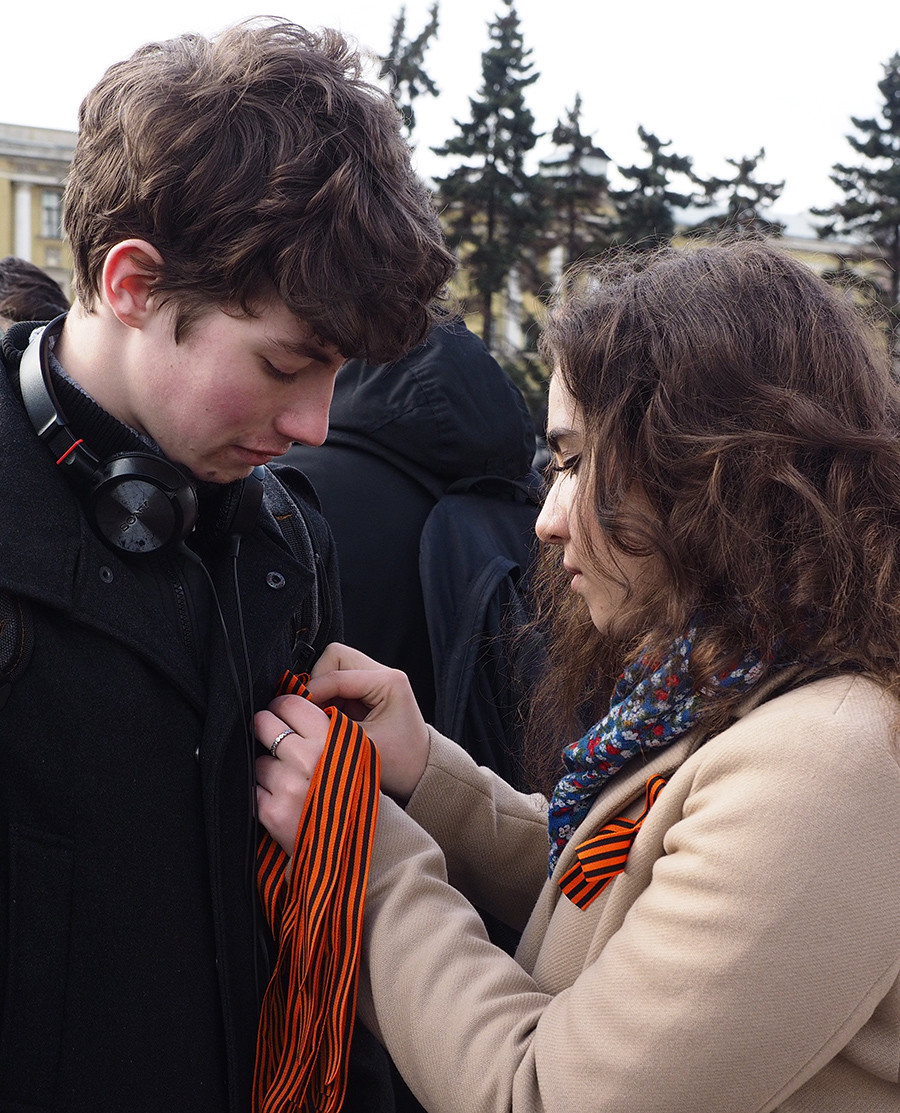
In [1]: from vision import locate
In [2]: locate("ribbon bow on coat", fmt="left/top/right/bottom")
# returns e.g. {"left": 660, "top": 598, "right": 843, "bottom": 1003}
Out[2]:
{"left": 557, "top": 774, "right": 667, "bottom": 909}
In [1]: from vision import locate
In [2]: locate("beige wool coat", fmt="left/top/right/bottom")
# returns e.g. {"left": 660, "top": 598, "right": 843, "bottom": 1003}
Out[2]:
{"left": 355, "top": 672, "right": 900, "bottom": 1112}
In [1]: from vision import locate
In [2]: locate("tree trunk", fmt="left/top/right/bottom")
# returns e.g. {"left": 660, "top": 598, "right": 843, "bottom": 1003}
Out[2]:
{"left": 481, "top": 290, "right": 494, "bottom": 349}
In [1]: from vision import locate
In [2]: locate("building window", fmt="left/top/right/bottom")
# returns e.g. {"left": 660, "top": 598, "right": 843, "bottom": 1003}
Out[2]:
{"left": 41, "top": 189, "right": 63, "bottom": 239}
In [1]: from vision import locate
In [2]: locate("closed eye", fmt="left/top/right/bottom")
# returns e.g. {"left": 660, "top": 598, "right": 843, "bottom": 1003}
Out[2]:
{"left": 545, "top": 454, "right": 581, "bottom": 476}
{"left": 263, "top": 359, "right": 302, "bottom": 384}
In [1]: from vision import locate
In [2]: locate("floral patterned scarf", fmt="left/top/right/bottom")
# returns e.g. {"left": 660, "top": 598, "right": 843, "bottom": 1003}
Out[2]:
{"left": 547, "top": 624, "right": 772, "bottom": 875}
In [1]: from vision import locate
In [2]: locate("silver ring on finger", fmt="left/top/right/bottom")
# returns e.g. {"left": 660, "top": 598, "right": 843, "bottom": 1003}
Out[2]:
{"left": 269, "top": 727, "right": 295, "bottom": 759}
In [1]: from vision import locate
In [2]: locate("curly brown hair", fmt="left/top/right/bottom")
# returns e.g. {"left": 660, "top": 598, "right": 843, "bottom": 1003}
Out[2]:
{"left": 64, "top": 18, "right": 455, "bottom": 359}
{"left": 526, "top": 239, "right": 900, "bottom": 793}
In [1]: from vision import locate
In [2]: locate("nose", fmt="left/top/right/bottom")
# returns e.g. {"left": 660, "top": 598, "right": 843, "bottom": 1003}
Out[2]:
{"left": 276, "top": 406, "right": 330, "bottom": 447}
{"left": 274, "top": 372, "right": 337, "bottom": 447}
{"left": 535, "top": 474, "right": 571, "bottom": 546}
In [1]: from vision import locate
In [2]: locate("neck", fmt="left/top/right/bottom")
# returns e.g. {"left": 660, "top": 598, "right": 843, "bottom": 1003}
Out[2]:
{"left": 53, "top": 302, "right": 146, "bottom": 436}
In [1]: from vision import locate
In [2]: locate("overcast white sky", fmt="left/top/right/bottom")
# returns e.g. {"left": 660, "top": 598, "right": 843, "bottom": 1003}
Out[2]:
{"left": 2, "top": 0, "right": 898, "bottom": 218}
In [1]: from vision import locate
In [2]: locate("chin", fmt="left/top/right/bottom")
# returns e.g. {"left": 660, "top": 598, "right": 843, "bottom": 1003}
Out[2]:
{"left": 581, "top": 594, "right": 609, "bottom": 631}
{"left": 192, "top": 461, "right": 249, "bottom": 485}
{"left": 586, "top": 597, "right": 629, "bottom": 636}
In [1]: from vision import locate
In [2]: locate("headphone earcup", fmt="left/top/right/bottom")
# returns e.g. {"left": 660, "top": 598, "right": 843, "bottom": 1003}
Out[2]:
{"left": 86, "top": 454, "right": 199, "bottom": 556}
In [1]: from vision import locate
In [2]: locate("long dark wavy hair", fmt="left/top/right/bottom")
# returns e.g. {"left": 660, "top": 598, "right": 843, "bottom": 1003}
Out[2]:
{"left": 525, "top": 238, "right": 900, "bottom": 794}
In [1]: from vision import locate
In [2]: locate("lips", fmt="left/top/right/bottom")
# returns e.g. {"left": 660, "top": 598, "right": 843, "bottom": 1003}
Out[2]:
{"left": 563, "top": 560, "right": 584, "bottom": 593}
{"left": 234, "top": 445, "right": 288, "bottom": 466}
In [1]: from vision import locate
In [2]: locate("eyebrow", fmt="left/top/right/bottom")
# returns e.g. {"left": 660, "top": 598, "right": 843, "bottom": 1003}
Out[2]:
{"left": 267, "top": 335, "right": 340, "bottom": 365}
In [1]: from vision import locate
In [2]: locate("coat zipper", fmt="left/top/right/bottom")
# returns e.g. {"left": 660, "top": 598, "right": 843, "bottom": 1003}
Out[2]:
{"left": 166, "top": 556, "right": 199, "bottom": 661}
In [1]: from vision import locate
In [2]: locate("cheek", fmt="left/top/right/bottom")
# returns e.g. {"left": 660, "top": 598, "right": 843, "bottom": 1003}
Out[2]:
{"left": 569, "top": 497, "right": 600, "bottom": 559}
{"left": 185, "top": 377, "right": 259, "bottom": 430}
{"left": 212, "top": 391, "right": 255, "bottom": 426}
{"left": 577, "top": 521, "right": 627, "bottom": 595}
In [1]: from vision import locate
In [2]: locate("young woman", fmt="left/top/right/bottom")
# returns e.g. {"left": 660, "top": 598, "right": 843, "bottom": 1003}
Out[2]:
{"left": 256, "top": 240, "right": 900, "bottom": 1113}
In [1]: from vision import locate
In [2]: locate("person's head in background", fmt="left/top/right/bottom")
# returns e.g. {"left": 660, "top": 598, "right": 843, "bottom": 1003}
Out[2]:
{"left": 0, "top": 256, "right": 69, "bottom": 329}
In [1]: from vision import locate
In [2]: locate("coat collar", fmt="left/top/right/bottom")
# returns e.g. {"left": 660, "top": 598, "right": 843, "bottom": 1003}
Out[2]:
{"left": 550, "top": 661, "right": 813, "bottom": 882}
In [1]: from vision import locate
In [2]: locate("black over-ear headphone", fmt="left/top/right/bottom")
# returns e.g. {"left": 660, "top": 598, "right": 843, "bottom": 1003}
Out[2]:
{"left": 19, "top": 315, "right": 264, "bottom": 557}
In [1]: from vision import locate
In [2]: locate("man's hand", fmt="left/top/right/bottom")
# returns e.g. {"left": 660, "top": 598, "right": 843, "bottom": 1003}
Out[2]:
{"left": 254, "top": 695, "right": 331, "bottom": 852}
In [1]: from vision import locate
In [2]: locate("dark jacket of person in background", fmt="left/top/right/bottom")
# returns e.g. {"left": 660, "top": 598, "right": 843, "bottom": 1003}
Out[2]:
{"left": 286, "top": 319, "right": 537, "bottom": 724}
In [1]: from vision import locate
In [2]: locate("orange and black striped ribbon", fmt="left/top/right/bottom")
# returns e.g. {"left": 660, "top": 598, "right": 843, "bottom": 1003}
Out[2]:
{"left": 558, "top": 774, "right": 667, "bottom": 910}
{"left": 254, "top": 671, "right": 380, "bottom": 1113}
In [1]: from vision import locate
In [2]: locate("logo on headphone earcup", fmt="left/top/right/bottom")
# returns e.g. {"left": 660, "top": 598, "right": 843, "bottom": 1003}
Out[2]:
{"left": 86, "top": 453, "right": 200, "bottom": 556}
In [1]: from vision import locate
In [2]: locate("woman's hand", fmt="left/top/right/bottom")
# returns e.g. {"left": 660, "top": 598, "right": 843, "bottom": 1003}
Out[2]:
{"left": 306, "top": 642, "right": 430, "bottom": 804}
{"left": 254, "top": 695, "right": 331, "bottom": 853}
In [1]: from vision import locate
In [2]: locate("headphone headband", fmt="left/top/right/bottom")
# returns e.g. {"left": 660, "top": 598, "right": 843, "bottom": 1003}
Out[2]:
{"left": 20, "top": 315, "right": 101, "bottom": 485}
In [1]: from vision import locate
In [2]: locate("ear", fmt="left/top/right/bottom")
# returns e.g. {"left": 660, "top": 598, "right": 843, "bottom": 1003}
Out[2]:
{"left": 101, "top": 239, "right": 165, "bottom": 328}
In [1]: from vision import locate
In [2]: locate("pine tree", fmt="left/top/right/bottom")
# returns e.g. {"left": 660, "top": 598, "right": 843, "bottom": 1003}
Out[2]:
{"left": 689, "top": 149, "right": 785, "bottom": 237}
{"left": 608, "top": 126, "right": 698, "bottom": 248}
{"left": 538, "top": 93, "right": 611, "bottom": 269}
{"left": 431, "top": 0, "right": 545, "bottom": 348}
{"left": 812, "top": 52, "right": 900, "bottom": 315}
{"left": 377, "top": 4, "right": 440, "bottom": 137}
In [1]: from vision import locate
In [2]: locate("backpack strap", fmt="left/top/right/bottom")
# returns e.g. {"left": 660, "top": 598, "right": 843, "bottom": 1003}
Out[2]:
{"left": 0, "top": 590, "right": 34, "bottom": 710}
{"left": 445, "top": 469, "right": 543, "bottom": 505}
{"left": 264, "top": 469, "right": 333, "bottom": 673}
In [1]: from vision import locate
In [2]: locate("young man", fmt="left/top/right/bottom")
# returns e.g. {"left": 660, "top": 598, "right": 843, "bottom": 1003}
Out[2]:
{"left": 0, "top": 19, "right": 453, "bottom": 1113}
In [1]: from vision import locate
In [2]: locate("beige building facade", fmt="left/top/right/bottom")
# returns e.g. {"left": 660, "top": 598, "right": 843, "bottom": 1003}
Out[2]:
{"left": 0, "top": 122, "right": 76, "bottom": 300}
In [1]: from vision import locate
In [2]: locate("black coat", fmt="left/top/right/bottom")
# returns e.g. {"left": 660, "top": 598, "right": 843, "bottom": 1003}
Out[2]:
{"left": 0, "top": 327, "right": 345, "bottom": 1112}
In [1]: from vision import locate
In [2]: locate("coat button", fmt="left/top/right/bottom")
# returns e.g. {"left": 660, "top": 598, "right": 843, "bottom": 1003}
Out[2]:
{"left": 266, "top": 572, "right": 286, "bottom": 590}
{"left": 99, "top": 566, "right": 114, "bottom": 583}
